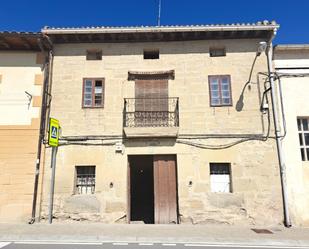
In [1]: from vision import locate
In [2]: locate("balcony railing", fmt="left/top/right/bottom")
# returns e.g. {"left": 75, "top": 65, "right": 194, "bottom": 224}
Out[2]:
{"left": 124, "top": 98, "right": 179, "bottom": 128}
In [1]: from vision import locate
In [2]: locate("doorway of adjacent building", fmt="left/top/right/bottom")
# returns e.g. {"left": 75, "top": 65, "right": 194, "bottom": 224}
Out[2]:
{"left": 128, "top": 155, "right": 178, "bottom": 224}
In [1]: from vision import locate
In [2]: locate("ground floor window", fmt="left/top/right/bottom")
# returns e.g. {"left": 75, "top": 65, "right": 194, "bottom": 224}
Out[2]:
{"left": 210, "top": 163, "right": 231, "bottom": 193}
{"left": 75, "top": 166, "right": 96, "bottom": 194}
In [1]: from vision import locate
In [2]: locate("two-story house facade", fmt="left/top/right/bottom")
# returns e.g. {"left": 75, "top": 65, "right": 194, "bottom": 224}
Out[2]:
{"left": 38, "top": 21, "right": 284, "bottom": 225}
{"left": 274, "top": 45, "right": 309, "bottom": 226}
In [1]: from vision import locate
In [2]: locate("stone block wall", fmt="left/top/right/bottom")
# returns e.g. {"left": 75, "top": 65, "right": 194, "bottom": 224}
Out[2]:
{"left": 39, "top": 39, "right": 283, "bottom": 225}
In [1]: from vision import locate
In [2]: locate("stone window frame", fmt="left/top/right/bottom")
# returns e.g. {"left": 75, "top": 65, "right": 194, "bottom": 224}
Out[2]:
{"left": 209, "top": 163, "right": 232, "bottom": 193}
{"left": 208, "top": 75, "right": 233, "bottom": 107}
{"left": 75, "top": 165, "right": 96, "bottom": 195}
{"left": 297, "top": 117, "right": 309, "bottom": 161}
{"left": 82, "top": 78, "right": 105, "bottom": 108}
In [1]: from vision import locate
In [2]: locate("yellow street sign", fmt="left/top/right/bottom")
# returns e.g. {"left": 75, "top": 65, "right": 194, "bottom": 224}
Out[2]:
{"left": 48, "top": 118, "right": 60, "bottom": 147}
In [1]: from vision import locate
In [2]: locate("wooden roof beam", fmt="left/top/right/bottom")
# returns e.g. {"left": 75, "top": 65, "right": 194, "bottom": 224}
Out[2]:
{"left": 0, "top": 37, "right": 11, "bottom": 48}
{"left": 20, "top": 37, "right": 32, "bottom": 49}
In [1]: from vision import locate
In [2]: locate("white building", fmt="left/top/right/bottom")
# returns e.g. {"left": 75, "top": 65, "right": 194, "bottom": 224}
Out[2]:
{"left": 274, "top": 44, "right": 309, "bottom": 226}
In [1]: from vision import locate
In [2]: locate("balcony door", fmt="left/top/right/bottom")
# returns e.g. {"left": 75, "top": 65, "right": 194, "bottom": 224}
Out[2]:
{"left": 135, "top": 79, "right": 168, "bottom": 127}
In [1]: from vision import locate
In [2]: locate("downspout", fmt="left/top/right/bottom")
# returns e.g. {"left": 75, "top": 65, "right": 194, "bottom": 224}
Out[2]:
{"left": 29, "top": 36, "right": 53, "bottom": 224}
{"left": 266, "top": 29, "right": 292, "bottom": 227}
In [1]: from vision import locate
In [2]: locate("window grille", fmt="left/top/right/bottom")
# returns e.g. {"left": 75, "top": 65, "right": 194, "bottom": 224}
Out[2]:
{"left": 75, "top": 166, "right": 96, "bottom": 194}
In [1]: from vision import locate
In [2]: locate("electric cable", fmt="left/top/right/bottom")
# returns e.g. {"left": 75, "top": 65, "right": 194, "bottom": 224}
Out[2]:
{"left": 53, "top": 53, "right": 271, "bottom": 150}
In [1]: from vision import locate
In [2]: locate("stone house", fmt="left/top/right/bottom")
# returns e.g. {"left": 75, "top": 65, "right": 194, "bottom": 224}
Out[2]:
{"left": 274, "top": 45, "right": 309, "bottom": 226}
{"left": 0, "top": 32, "right": 46, "bottom": 222}
{"left": 34, "top": 21, "right": 286, "bottom": 225}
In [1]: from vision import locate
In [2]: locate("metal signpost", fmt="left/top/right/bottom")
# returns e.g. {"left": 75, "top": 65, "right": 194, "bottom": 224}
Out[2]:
{"left": 48, "top": 118, "right": 60, "bottom": 224}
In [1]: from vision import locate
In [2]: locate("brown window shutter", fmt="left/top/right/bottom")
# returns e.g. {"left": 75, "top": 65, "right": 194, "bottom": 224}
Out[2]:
{"left": 135, "top": 79, "right": 168, "bottom": 126}
{"left": 135, "top": 79, "right": 168, "bottom": 111}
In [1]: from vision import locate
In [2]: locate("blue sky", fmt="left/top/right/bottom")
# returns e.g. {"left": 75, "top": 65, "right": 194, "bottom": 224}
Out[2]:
{"left": 0, "top": 0, "right": 308, "bottom": 44}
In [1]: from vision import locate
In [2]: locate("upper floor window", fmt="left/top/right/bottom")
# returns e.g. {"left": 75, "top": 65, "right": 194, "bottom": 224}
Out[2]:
{"left": 208, "top": 75, "right": 232, "bottom": 106}
{"left": 82, "top": 78, "right": 104, "bottom": 108}
{"left": 144, "top": 49, "right": 159, "bottom": 59}
{"left": 298, "top": 117, "right": 309, "bottom": 161}
{"left": 86, "top": 49, "right": 102, "bottom": 60}
{"left": 75, "top": 166, "right": 96, "bottom": 194}
{"left": 209, "top": 47, "right": 226, "bottom": 57}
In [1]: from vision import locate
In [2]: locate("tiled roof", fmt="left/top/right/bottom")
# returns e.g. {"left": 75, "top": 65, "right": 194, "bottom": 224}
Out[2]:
{"left": 40, "top": 20, "right": 279, "bottom": 43}
{"left": 0, "top": 31, "right": 40, "bottom": 35}
{"left": 0, "top": 20, "right": 279, "bottom": 34}
{"left": 0, "top": 21, "right": 279, "bottom": 47}
{"left": 0, "top": 31, "right": 44, "bottom": 50}
{"left": 43, "top": 20, "right": 278, "bottom": 31}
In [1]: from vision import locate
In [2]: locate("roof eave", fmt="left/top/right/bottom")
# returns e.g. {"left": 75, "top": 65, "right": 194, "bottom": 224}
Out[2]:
{"left": 0, "top": 32, "right": 52, "bottom": 51}
{"left": 274, "top": 44, "right": 309, "bottom": 51}
{"left": 42, "top": 25, "right": 279, "bottom": 35}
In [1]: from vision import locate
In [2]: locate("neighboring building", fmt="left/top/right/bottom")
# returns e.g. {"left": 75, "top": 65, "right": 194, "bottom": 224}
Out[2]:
{"left": 274, "top": 45, "right": 309, "bottom": 226}
{"left": 0, "top": 32, "right": 45, "bottom": 221}
{"left": 35, "top": 21, "right": 287, "bottom": 225}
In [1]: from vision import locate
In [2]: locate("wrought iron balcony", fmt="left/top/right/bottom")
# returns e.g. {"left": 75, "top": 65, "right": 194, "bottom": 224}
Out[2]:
{"left": 123, "top": 98, "right": 179, "bottom": 128}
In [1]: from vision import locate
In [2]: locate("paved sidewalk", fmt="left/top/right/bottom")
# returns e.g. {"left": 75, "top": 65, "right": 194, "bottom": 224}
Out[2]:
{"left": 0, "top": 222, "right": 309, "bottom": 247}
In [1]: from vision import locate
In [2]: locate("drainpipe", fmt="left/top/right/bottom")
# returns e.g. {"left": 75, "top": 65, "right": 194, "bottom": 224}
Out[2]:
{"left": 266, "top": 29, "right": 292, "bottom": 227}
{"left": 29, "top": 37, "right": 53, "bottom": 224}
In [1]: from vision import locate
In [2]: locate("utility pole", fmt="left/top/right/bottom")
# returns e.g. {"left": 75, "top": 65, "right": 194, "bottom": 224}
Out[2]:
{"left": 266, "top": 40, "right": 291, "bottom": 227}
{"left": 48, "top": 146, "right": 58, "bottom": 224}
{"left": 157, "top": 0, "right": 161, "bottom": 26}
{"left": 47, "top": 118, "right": 60, "bottom": 224}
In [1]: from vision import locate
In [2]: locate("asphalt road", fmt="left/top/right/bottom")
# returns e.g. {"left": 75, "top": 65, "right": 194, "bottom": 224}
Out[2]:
{"left": 0, "top": 242, "right": 305, "bottom": 249}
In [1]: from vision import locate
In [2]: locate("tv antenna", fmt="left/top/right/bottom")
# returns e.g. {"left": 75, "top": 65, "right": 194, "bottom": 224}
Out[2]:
{"left": 157, "top": 0, "right": 161, "bottom": 26}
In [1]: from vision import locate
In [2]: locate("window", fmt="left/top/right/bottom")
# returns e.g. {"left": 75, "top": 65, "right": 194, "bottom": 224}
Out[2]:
{"left": 144, "top": 49, "right": 159, "bottom": 59}
{"left": 75, "top": 166, "right": 96, "bottom": 194}
{"left": 86, "top": 49, "right": 102, "bottom": 60}
{"left": 82, "top": 78, "right": 104, "bottom": 108}
{"left": 210, "top": 163, "right": 231, "bottom": 193}
{"left": 298, "top": 117, "right": 309, "bottom": 161}
{"left": 208, "top": 75, "right": 232, "bottom": 106}
{"left": 209, "top": 47, "right": 226, "bottom": 57}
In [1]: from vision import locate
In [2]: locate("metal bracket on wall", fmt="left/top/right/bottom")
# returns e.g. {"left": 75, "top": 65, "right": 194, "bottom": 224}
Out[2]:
{"left": 25, "top": 91, "right": 33, "bottom": 109}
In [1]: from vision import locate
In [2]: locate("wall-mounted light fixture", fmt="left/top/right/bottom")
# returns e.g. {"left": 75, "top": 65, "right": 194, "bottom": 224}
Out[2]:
{"left": 257, "top": 41, "right": 267, "bottom": 56}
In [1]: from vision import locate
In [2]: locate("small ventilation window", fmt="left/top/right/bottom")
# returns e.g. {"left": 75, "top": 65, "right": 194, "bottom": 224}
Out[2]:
{"left": 209, "top": 47, "right": 226, "bottom": 57}
{"left": 86, "top": 49, "right": 102, "bottom": 60}
{"left": 144, "top": 49, "right": 159, "bottom": 59}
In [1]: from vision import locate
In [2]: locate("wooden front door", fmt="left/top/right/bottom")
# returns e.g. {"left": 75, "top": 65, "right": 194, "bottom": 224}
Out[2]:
{"left": 153, "top": 155, "right": 178, "bottom": 224}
